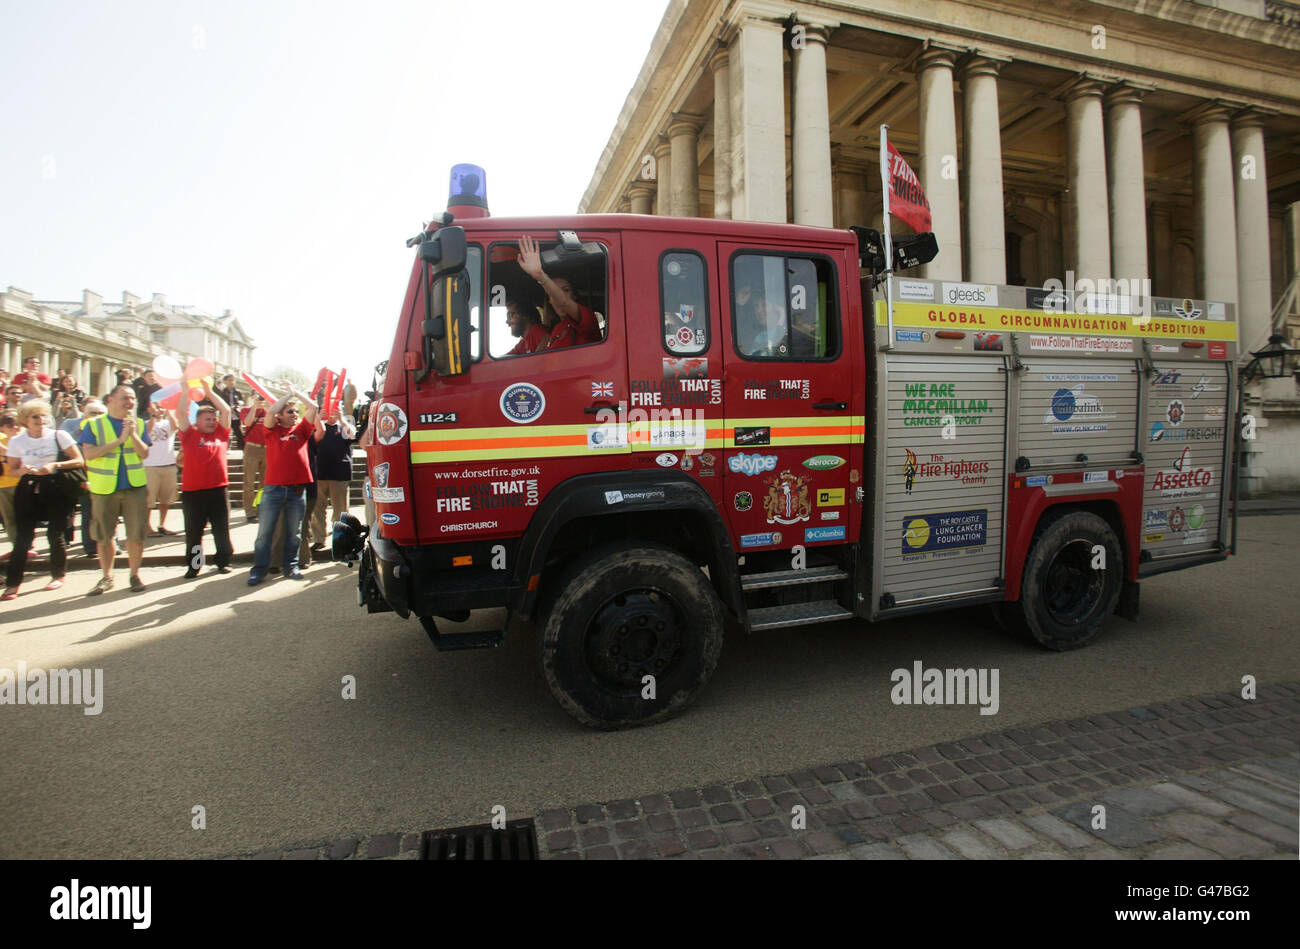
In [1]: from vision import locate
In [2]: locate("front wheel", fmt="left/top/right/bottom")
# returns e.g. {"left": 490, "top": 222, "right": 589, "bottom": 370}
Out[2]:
{"left": 1001, "top": 511, "right": 1123, "bottom": 651}
{"left": 539, "top": 543, "right": 724, "bottom": 729}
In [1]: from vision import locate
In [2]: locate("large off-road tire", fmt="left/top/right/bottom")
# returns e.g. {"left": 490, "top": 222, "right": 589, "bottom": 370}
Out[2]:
{"left": 539, "top": 543, "right": 724, "bottom": 729}
{"left": 1000, "top": 511, "right": 1123, "bottom": 651}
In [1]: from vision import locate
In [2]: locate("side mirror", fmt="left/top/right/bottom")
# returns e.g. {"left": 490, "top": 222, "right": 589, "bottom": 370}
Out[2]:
{"left": 423, "top": 271, "right": 471, "bottom": 377}
{"left": 850, "top": 226, "right": 887, "bottom": 273}
{"left": 418, "top": 225, "right": 467, "bottom": 275}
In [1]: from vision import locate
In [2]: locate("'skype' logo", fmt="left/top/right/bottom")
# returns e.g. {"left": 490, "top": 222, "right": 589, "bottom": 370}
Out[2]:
{"left": 375, "top": 403, "right": 408, "bottom": 445}
{"left": 728, "top": 452, "right": 777, "bottom": 476}
{"left": 500, "top": 382, "right": 545, "bottom": 424}
{"left": 373, "top": 462, "right": 390, "bottom": 487}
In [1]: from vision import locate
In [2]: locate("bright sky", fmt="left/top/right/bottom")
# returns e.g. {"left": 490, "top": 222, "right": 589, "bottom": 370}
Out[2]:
{"left": 1, "top": 0, "right": 669, "bottom": 386}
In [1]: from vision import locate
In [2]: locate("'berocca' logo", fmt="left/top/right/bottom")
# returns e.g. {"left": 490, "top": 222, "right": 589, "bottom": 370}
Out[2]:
{"left": 802, "top": 454, "right": 845, "bottom": 471}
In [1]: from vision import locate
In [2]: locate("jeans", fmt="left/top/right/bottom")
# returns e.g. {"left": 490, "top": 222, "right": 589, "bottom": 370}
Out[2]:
{"left": 252, "top": 484, "right": 306, "bottom": 572}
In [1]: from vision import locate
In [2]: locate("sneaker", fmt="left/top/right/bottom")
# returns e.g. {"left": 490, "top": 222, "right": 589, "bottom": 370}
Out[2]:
{"left": 88, "top": 576, "right": 114, "bottom": 596}
{"left": 184, "top": 568, "right": 200, "bottom": 580}
{"left": 129, "top": 574, "right": 146, "bottom": 592}
{"left": 247, "top": 570, "right": 266, "bottom": 587}
{"left": 2, "top": 587, "right": 18, "bottom": 601}
{"left": 217, "top": 565, "right": 232, "bottom": 574}
{"left": 43, "top": 579, "right": 64, "bottom": 591}
{"left": 285, "top": 569, "right": 305, "bottom": 580}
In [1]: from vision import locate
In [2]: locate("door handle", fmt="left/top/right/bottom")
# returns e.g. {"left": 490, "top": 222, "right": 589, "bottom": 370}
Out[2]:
{"left": 813, "top": 400, "right": 847, "bottom": 411}
{"left": 584, "top": 405, "right": 613, "bottom": 415}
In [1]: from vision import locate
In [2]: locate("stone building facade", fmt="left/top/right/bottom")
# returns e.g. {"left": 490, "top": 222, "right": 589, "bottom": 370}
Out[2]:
{"left": 0, "top": 286, "right": 255, "bottom": 396}
{"left": 581, "top": 0, "right": 1300, "bottom": 490}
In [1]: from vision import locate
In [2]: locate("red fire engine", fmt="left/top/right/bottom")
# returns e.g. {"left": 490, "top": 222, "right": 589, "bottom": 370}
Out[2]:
{"left": 336, "top": 165, "right": 1239, "bottom": 729}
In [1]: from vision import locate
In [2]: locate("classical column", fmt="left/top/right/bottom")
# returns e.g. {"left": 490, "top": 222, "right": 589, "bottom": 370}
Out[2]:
{"left": 710, "top": 46, "right": 732, "bottom": 220}
{"left": 1105, "top": 83, "right": 1151, "bottom": 289}
{"left": 1151, "top": 206, "right": 1173, "bottom": 297}
{"left": 669, "top": 113, "right": 703, "bottom": 218}
{"left": 791, "top": 24, "right": 833, "bottom": 227}
{"left": 1, "top": 339, "right": 10, "bottom": 375}
{"left": 1065, "top": 76, "right": 1112, "bottom": 286}
{"left": 832, "top": 146, "right": 869, "bottom": 230}
{"left": 917, "top": 44, "right": 963, "bottom": 280}
{"left": 100, "top": 363, "right": 115, "bottom": 395}
{"left": 653, "top": 137, "right": 672, "bottom": 215}
{"left": 1287, "top": 202, "right": 1300, "bottom": 287}
{"left": 1191, "top": 103, "right": 1238, "bottom": 305}
{"left": 961, "top": 55, "right": 1008, "bottom": 284}
{"left": 628, "top": 181, "right": 655, "bottom": 215}
{"left": 1231, "top": 111, "right": 1272, "bottom": 347}
{"left": 728, "top": 16, "right": 787, "bottom": 223}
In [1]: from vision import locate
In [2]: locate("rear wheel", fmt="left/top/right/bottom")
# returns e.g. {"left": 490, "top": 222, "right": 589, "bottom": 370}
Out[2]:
{"left": 1001, "top": 511, "right": 1122, "bottom": 651}
{"left": 539, "top": 543, "right": 723, "bottom": 729}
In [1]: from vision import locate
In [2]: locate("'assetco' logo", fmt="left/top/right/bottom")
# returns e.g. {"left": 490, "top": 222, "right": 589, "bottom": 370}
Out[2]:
{"left": 375, "top": 403, "right": 408, "bottom": 445}
{"left": 500, "top": 383, "right": 545, "bottom": 424}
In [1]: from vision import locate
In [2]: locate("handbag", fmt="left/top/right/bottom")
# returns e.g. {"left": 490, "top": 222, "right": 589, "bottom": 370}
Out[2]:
{"left": 50, "top": 443, "right": 88, "bottom": 509}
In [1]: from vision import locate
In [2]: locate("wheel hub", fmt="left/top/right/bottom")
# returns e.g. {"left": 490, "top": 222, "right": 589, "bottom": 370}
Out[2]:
{"left": 586, "top": 590, "right": 682, "bottom": 691}
{"left": 1042, "top": 539, "right": 1103, "bottom": 625}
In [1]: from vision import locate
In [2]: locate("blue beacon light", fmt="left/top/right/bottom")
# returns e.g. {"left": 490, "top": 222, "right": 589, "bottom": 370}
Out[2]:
{"left": 447, "top": 163, "right": 489, "bottom": 218}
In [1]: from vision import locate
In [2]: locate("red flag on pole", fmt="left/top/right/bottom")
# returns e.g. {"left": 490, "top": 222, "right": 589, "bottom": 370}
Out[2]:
{"left": 885, "top": 140, "right": 931, "bottom": 234}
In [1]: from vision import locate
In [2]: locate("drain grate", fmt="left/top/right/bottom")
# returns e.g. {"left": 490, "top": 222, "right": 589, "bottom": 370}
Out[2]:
{"left": 420, "top": 818, "right": 539, "bottom": 860}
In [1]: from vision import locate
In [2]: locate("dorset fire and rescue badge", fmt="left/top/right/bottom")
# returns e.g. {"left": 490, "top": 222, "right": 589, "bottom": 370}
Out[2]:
{"left": 762, "top": 469, "right": 812, "bottom": 525}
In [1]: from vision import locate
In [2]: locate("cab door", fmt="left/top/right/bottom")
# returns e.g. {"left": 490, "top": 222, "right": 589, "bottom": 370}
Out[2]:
{"left": 718, "top": 243, "right": 860, "bottom": 553}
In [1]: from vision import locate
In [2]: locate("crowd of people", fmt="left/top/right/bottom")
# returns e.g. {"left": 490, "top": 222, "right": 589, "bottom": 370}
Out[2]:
{"left": 1, "top": 362, "right": 359, "bottom": 601}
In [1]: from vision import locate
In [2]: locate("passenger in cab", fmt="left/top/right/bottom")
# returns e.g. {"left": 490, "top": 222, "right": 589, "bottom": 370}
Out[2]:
{"left": 505, "top": 298, "right": 547, "bottom": 356}
{"left": 517, "top": 235, "right": 601, "bottom": 350}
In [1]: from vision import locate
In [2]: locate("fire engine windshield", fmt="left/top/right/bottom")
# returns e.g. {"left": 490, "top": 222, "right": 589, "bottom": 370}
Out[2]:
{"left": 486, "top": 240, "right": 608, "bottom": 359}
{"left": 732, "top": 252, "right": 837, "bottom": 360}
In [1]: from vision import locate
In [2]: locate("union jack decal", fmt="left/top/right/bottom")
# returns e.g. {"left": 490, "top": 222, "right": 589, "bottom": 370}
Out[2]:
{"left": 591, "top": 381, "right": 614, "bottom": 398}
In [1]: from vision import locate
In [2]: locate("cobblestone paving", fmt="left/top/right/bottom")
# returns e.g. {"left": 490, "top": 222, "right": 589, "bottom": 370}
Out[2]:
{"left": 226, "top": 683, "right": 1299, "bottom": 860}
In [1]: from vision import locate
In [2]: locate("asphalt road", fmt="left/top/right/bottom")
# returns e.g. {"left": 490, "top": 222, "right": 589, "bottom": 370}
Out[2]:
{"left": 1, "top": 515, "right": 1296, "bottom": 859}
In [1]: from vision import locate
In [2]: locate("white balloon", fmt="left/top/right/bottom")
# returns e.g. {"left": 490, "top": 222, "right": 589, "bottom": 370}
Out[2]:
{"left": 152, "top": 355, "right": 182, "bottom": 380}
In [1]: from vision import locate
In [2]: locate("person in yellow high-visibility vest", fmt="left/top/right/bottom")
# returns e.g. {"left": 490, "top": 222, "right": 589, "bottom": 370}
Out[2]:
{"left": 78, "top": 384, "right": 152, "bottom": 594}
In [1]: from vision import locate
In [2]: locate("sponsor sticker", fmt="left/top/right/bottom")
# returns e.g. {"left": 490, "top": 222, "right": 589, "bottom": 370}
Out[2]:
{"left": 1173, "top": 299, "right": 1202, "bottom": 320}
{"left": 375, "top": 403, "right": 409, "bottom": 445}
{"left": 586, "top": 425, "right": 628, "bottom": 450}
{"left": 1029, "top": 335, "right": 1135, "bottom": 354}
{"left": 1152, "top": 447, "right": 1213, "bottom": 498}
{"left": 1187, "top": 503, "right": 1205, "bottom": 529}
{"left": 816, "top": 488, "right": 845, "bottom": 506}
{"left": 1145, "top": 533, "right": 1165, "bottom": 544}
{"left": 741, "top": 532, "right": 779, "bottom": 548}
{"left": 762, "top": 470, "right": 812, "bottom": 525}
{"left": 1204, "top": 406, "right": 1225, "bottom": 420}
{"left": 1207, "top": 302, "right": 1225, "bottom": 321}
{"left": 734, "top": 426, "right": 771, "bottom": 447}
{"left": 1182, "top": 528, "right": 1208, "bottom": 545}
{"left": 1167, "top": 400, "right": 1185, "bottom": 426}
{"left": 1208, "top": 341, "right": 1227, "bottom": 360}
{"left": 679, "top": 454, "right": 693, "bottom": 472}
{"left": 656, "top": 452, "right": 678, "bottom": 468}
{"left": 897, "top": 279, "right": 934, "bottom": 302}
{"left": 1145, "top": 509, "right": 1169, "bottom": 528}
{"left": 820, "top": 511, "right": 840, "bottom": 521}
{"left": 662, "top": 357, "right": 709, "bottom": 379}
{"left": 605, "top": 490, "right": 623, "bottom": 504}
{"left": 372, "top": 487, "right": 405, "bottom": 503}
{"left": 895, "top": 329, "right": 926, "bottom": 343}
{"left": 1083, "top": 471, "right": 1108, "bottom": 484}
{"left": 373, "top": 462, "right": 390, "bottom": 487}
{"left": 734, "top": 491, "right": 753, "bottom": 512}
{"left": 902, "top": 509, "right": 987, "bottom": 555}
{"left": 805, "top": 526, "right": 846, "bottom": 543}
{"left": 1025, "top": 475, "right": 1048, "bottom": 487}
{"left": 500, "top": 383, "right": 545, "bottom": 424}
{"left": 942, "top": 283, "right": 998, "bottom": 307}
{"left": 1190, "top": 373, "right": 1223, "bottom": 399}
{"left": 698, "top": 452, "right": 716, "bottom": 477}
{"left": 973, "top": 333, "right": 1003, "bottom": 352}
{"left": 591, "top": 381, "right": 614, "bottom": 398}
{"left": 1044, "top": 385, "right": 1111, "bottom": 433}
{"left": 380, "top": 513, "right": 400, "bottom": 525}
{"left": 728, "top": 452, "right": 778, "bottom": 476}
{"left": 803, "top": 455, "right": 846, "bottom": 471}
{"left": 1151, "top": 343, "right": 1180, "bottom": 354}
{"left": 742, "top": 379, "right": 810, "bottom": 400}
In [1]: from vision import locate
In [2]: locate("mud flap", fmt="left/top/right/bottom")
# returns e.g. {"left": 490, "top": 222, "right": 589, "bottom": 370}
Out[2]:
{"left": 1115, "top": 579, "right": 1140, "bottom": 622}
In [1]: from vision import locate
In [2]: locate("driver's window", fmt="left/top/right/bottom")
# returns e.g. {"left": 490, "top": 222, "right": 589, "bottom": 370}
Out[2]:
{"left": 488, "top": 240, "right": 609, "bottom": 359}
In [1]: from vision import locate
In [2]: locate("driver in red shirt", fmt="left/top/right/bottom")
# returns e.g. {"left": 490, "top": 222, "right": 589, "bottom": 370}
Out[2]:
{"left": 505, "top": 299, "right": 548, "bottom": 356}
{"left": 517, "top": 235, "right": 601, "bottom": 351}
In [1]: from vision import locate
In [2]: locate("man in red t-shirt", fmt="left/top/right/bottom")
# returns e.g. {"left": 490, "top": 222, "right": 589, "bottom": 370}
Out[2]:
{"left": 247, "top": 385, "right": 323, "bottom": 585}
{"left": 517, "top": 235, "right": 602, "bottom": 351}
{"left": 505, "top": 299, "right": 547, "bottom": 356}
{"left": 12, "top": 356, "right": 51, "bottom": 399}
{"left": 177, "top": 382, "right": 234, "bottom": 578}
{"left": 239, "top": 399, "right": 268, "bottom": 521}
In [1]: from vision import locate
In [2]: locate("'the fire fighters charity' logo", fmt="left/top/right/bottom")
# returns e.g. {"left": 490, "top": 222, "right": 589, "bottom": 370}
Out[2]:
{"left": 762, "top": 469, "right": 812, "bottom": 525}
{"left": 903, "top": 448, "right": 918, "bottom": 495}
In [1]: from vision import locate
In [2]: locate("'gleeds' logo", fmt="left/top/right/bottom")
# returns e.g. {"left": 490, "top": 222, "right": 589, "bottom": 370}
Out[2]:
{"left": 1151, "top": 447, "right": 1212, "bottom": 492}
